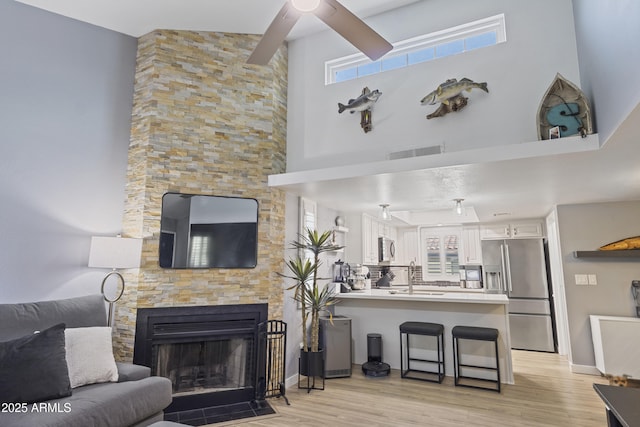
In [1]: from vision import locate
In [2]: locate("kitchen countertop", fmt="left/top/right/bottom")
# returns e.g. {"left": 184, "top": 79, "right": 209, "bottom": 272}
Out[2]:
{"left": 335, "top": 288, "right": 509, "bottom": 305}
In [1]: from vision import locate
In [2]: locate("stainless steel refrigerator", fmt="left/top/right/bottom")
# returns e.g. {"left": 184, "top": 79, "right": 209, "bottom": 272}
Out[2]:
{"left": 482, "top": 238, "right": 556, "bottom": 352}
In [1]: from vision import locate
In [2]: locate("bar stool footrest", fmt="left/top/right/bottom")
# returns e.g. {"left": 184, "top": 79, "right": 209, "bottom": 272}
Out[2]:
{"left": 458, "top": 363, "right": 499, "bottom": 371}
{"left": 401, "top": 368, "right": 445, "bottom": 383}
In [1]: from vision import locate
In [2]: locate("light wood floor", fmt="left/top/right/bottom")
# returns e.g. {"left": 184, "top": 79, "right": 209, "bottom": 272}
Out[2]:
{"left": 241, "top": 350, "right": 609, "bottom": 427}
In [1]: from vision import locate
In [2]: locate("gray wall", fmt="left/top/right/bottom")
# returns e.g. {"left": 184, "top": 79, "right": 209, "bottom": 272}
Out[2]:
{"left": 572, "top": 0, "right": 640, "bottom": 145}
{"left": 557, "top": 201, "right": 640, "bottom": 368}
{"left": 0, "top": 0, "right": 138, "bottom": 302}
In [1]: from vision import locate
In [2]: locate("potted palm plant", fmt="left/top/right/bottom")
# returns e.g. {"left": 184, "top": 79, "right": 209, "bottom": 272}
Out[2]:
{"left": 282, "top": 228, "right": 342, "bottom": 387}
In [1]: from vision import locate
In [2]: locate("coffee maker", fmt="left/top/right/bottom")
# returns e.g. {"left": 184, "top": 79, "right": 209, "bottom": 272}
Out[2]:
{"left": 332, "top": 260, "right": 350, "bottom": 283}
{"left": 460, "top": 265, "right": 483, "bottom": 289}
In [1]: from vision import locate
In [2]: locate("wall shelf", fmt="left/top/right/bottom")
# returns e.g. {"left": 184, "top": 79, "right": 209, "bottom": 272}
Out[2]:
{"left": 331, "top": 226, "right": 348, "bottom": 252}
{"left": 574, "top": 250, "right": 640, "bottom": 259}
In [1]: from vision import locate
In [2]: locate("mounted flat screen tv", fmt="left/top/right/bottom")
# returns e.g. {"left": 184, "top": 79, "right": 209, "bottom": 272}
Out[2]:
{"left": 159, "top": 193, "right": 258, "bottom": 269}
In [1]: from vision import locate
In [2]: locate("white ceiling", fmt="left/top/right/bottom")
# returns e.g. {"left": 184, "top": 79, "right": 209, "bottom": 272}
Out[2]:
{"left": 16, "top": 0, "right": 640, "bottom": 224}
{"left": 15, "top": 0, "right": 421, "bottom": 39}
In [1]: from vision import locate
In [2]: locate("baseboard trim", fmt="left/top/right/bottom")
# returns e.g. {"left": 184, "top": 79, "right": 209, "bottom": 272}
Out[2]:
{"left": 285, "top": 373, "right": 298, "bottom": 389}
{"left": 570, "top": 363, "right": 601, "bottom": 376}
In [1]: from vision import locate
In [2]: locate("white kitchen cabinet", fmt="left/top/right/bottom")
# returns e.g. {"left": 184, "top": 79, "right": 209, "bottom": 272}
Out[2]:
{"left": 480, "top": 221, "right": 543, "bottom": 240}
{"left": 461, "top": 226, "right": 483, "bottom": 265}
{"left": 362, "top": 214, "right": 376, "bottom": 264}
{"left": 480, "top": 224, "right": 511, "bottom": 240}
{"left": 377, "top": 222, "right": 386, "bottom": 241}
{"left": 388, "top": 225, "right": 397, "bottom": 241}
{"left": 511, "top": 221, "right": 543, "bottom": 238}
{"left": 361, "top": 214, "right": 397, "bottom": 264}
{"left": 396, "top": 228, "right": 419, "bottom": 265}
{"left": 378, "top": 222, "right": 396, "bottom": 240}
{"left": 420, "top": 226, "right": 461, "bottom": 281}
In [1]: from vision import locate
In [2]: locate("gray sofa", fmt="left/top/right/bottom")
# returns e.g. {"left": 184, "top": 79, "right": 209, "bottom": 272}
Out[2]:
{"left": 0, "top": 295, "right": 173, "bottom": 427}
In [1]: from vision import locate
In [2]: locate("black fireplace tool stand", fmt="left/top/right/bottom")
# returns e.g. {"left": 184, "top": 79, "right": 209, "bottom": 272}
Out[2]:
{"left": 259, "top": 320, "right": 290, "bottom": 405}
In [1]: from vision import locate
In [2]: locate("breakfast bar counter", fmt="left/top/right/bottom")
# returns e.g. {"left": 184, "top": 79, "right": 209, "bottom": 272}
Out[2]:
{"left": 335, "top": 288, "right": 514, "bottom": 383}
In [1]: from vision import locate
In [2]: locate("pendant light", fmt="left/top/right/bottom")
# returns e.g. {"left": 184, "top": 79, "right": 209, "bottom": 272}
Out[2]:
{"left": 453, "top": 199, "right": 464, "bottom": 216}
{"left": 379, "top": 204, "right": 391, "bottom": 221}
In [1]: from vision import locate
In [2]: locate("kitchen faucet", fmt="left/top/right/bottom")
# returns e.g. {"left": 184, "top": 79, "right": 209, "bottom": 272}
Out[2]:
{"left": 409, "top": 261, "right": 416, "bottom": 294}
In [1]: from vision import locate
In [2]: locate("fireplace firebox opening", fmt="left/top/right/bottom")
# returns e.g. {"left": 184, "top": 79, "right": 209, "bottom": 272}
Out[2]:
{"left": 133, "top": 303, "right": 268, "bottom": 413}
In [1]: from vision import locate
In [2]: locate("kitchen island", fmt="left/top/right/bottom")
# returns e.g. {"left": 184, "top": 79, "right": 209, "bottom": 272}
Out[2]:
{"left": 335, "top": 288, "right": 513, "bottom": 384}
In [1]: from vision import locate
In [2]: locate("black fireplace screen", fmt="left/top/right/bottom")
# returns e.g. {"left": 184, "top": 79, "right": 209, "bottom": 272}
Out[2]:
{"left": 133, "top": 303, "right": 268, "bottom": 412}
{"left": 153, "top": 336, "right": 254, "bottom": 395}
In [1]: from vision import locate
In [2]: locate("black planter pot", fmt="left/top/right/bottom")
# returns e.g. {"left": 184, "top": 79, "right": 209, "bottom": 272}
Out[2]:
{"left": 298, "top": 349, "right": 325, "bottom": 392}
{"left": 299, "top": 349, "right": 324, "bottom": 376}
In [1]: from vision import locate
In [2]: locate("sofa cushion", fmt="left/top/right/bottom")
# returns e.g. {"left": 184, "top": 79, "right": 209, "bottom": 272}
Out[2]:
{"left": 0, "top": 323, "right": 72, "bottom": 403}
{"left": 0, "top": 376, "right": 173, "bottom": 427}
{"left": 65, "top": 327, "right": 118, "bottom": 388}
{"left": 0, "top": 295, "right": 107, "bottom": 342}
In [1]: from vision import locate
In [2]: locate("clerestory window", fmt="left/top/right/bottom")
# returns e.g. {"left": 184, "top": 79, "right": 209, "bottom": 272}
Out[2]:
{"left": 325, "top": 14, "right": 506, "bottom": 85}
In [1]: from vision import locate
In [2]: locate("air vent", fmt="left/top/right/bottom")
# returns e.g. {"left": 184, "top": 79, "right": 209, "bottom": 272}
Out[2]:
{"left": 388, "top": 145, "right": 442, "bottom": 160}
{"left": 326, "top": 368, "right": 352, "bottom": 377}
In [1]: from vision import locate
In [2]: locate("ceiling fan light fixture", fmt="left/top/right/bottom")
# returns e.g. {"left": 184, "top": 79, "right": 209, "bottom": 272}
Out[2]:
{"left": 290, "top": 0, "right": 321, "bottom": 12}
{"left": 250, "top": 0, "right": 392, "bottom": 65}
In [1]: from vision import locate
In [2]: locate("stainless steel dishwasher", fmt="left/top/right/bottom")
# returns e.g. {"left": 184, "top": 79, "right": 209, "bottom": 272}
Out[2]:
{"left": 320, "top": 316, "right": 352, "bottom": 378}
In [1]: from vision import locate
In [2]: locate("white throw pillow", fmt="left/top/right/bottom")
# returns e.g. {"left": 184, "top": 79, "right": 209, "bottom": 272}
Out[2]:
{"left": 64, "top": 327, "right": 119, "bottom": 388}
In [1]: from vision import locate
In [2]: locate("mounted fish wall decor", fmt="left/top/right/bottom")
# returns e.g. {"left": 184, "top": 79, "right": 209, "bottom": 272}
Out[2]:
{"left": 338, "top": 87, "right": 382, "bottom": 133}
{"left": 599, "top": 236, "right": 640, "bottom": 251}
{"left": 420, "top": 78, "right": 489, "bottom": 119}
{"left": 537, "top": 73, "right": 592, "bottom": 140}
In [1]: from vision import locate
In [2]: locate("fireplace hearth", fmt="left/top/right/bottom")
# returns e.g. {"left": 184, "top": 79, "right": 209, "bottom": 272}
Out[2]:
{"left": 133, "top": 303, "right": 268, "bottom": 413}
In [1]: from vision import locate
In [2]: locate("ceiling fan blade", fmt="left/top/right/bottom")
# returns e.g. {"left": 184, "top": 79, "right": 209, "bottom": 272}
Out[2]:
{"left": 315, "top": 0, "right": 393, "bottom": 61}
{"left": 247, "top": 2, "right": 301, "bottom": 65}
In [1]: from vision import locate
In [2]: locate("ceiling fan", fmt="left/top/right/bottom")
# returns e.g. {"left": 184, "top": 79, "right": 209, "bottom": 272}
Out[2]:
{"left": 247, "top": 0, "right": 393, "bottom": 65}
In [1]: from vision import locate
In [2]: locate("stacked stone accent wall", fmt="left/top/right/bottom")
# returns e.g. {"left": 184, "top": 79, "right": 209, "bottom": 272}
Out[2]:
{"left": 115, "top": 30, "right": 287, "bottom": 360}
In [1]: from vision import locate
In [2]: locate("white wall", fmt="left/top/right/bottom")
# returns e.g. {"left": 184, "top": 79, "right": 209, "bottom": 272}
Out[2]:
{"left": 0, "top": 0, "right": 137, "bottom": 303}
{"left": 282, "top": 193, "right": 301, "bottom": 381}
{"left": 545, "top": 209, "right": 571, "bottom": 358}
{"left": 572, "top": 0, "right": 640, "bottom": 145}
{"left": 286, "top": 0, "right": 580, "bottom": 172}
{"left": 282, "top": 194, "right": 344, "bottom": 380}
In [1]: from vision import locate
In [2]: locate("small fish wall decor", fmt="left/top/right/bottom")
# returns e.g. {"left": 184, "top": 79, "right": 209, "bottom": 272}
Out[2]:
{"left": 338, "top": 87, "right": 382, "bottom": 133}
{"left": 420, "top": 78, "right": 488, "bottom": 119}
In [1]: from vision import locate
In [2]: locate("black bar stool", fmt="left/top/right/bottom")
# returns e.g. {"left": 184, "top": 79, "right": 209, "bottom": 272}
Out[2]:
{"left": 399, "top": 321, "right": 445, "bottom": 383}
{"left": 452, "top": 325, "right": 500, "bottom": 392}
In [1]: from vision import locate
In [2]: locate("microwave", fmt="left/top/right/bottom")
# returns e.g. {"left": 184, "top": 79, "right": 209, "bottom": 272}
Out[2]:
{"left": 378, "top": 237, "right": 395, "bottom": 263}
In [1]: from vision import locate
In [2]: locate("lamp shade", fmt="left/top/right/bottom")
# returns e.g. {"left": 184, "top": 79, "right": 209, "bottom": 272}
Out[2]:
{"left": 88, "top": 236, "right": 142, "bottom": 269}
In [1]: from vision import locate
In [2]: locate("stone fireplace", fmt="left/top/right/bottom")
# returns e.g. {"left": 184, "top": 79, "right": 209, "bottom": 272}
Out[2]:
{"left": 133, "top": 303, "right": 268, "bottom": 413}
{"left": 114, "top": 29, "right": 288, "bottom": 362}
